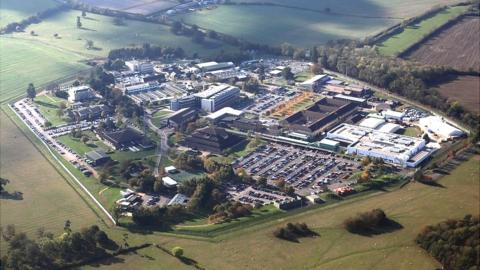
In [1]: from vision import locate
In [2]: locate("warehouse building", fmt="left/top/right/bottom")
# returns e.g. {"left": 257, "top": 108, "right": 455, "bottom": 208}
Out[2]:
{"left": 85, "top": 150, "right": 111, "bottom": 166}
{"left": 299, "top": 74, "right": 330, "bottom": 91}
{"left": 326, "top": 123, "right": 432, "bottom": 167}
{"left": 418, "top": 116, "right": 464, "bottom": 140}
{"left": 195, "top": 61, "right": 235, "bottom": 73}
{"left": 280, "top": 98, "right": 358, "bottom": 140}
{"left": 181, "top": 127, "right": 243, "bottom": 154}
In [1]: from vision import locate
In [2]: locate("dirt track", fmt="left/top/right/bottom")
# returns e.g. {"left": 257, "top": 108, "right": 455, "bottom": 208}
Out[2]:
{"left": 406, "top": 16, "right": 480, "bottom": 72}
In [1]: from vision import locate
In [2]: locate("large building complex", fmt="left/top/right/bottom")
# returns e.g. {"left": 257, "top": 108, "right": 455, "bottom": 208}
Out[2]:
{"left": 125, "top": 60, "right": 154, "bottom": 74}
{"left": 170, "top": 84, "right": 240, "bottom": 112}
{"left": 281, "top": 98, "right": 358, "bottom": 139}
{"left": 327, "top": 123, "right": 432, "bottom": 167}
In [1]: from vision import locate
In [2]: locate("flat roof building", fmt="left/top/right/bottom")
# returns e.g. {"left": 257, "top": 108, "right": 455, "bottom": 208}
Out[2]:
{"left": 98, "top": 128, "right": 154, "bottom": 150}
{"left": 85, "top": 149, "right": 111, "bottom": 166}
{"left": 418, "top": 116, "right": 464, "bottom": 140}
{"left": 206, "top": 107, "right": 244, "bottom": 121}
{"left": 162, "top": 177, "right": 178, "bottom": 188}
{"left": 68, "top": 85, "right": 95, "bottom": 103}
{"left": 195, "top": 84, "right": 240, "bottom": 112}
{"left": 125, "top": 60, "right": 154, "bottom": 74}
{"left": 196, "top": 61, "right": 235, "bottom": 73}
{"left": 299, "top": 74, "right": 330, "bottom": 91}
{"left": 181, "top": 126, "right": 243, "bottom": 154}
{"left": 327, "top": 123, "right": 431, "bottom": 167}
{"left": 166, "top": 107, "right": 198, "bottom": 129}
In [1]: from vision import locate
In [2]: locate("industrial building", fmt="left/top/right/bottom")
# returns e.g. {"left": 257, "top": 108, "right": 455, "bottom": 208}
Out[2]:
{"left": 125, "top": 60, "right": 154, "bottom": 74}
{"left": 67, "top": 85, "right": 95, "bottom": 103}
{"left": 165, "top": 107, "right": 198, "bottom": 129}
{"left": 280, "top": 98, "right": 358, "bottom": 139}
{"left": 195, "top": 84, "right": 241, "bottom": 112}
{"left": 85, "top": 150, "right": 111, "bottom": 166}
{"left": 418, "top": 116, "right": 464, "bottom": 140}
{"left": 326, "top": 123, "right": 432, "bottom": 167}
{"left": 299, "top": 74, "right": 330, "bottom": 91}
{"left": 181, "top": 126, "right": 243, "bottom": 154}
{"left": 195, "top": 61, "right": 235, "bottom": 73}
{"left": 123, "top": 81, "right": 161, "bottom": 95}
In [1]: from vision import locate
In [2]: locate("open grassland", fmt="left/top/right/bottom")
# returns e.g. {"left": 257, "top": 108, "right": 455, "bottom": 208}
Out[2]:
{"left": 0, "top": 0, "right": 59, "bottom": 28}
{"left": 91, "top": 151, "right": 480, "bottom": 270}
{"left": 178, "top": 5, "right": 400, "bottom": 47}
{"left": 377, "top": 5, "right": 468, "bottom": 56}
{"left": 0, "top": 37, "right": 89, "bottom": 103}
{"left": 406, "top": 16, "right": 480, "bottom": 72}
{"left": 0, "top": 112, "right": 100, "bottom": 251}
{"left": 432, "top": 75, "right": 480, "bottom": 114}
{"left": 230, "top": 0, "right": 464, "bottom": 19}
{"left": 15, "top": 9, "right": 233, "bottom": 58}
{"left": 34, "top": 95, "right": 69, "bottom": 126}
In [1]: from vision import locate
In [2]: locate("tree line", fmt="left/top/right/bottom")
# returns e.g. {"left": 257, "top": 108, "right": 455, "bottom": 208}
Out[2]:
{"left": 1, "top": 4, "right": 69, "bottom": 34}
{"left": 0, "top": 222, "right": 118, "bottom": 270}
{"left": 416, "top": 215, "right": 479, "bottom": 270}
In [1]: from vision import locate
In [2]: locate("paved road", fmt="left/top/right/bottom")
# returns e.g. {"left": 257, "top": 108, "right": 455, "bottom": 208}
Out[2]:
{"left": 146, "top": 117, "right": 173, "bottom": 177}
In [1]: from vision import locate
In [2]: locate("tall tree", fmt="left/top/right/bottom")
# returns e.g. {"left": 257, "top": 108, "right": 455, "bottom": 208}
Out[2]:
{"left": 76, "top": 16, "right": 82, "bottom": 28}
{"left": 26, "top": 83, "right": 36, "bottom": 99}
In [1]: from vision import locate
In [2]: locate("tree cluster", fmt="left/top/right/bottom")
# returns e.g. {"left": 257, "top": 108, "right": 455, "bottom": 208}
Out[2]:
{"left": 343, "top": 208, "right": 392, "bottom": 234}
{"left": 416, "top": 215, "right": 479, "bottom": 270}
{"left": 0, "top": 223, "right": 117, "bottom": 270}
{"left": 108, "top": 43, "right": 184, "bottom": 60}
{"left": 132, "top": 204, "right": 187, "bottom": 227}
{"left": 208, "top": 201, "right": 253, "bottom": 224}
{"left": 273, "top": 222, "right": 316, "bottom": 242}
{"left": 174, "top": 152, "right": 203, "bottom": 172}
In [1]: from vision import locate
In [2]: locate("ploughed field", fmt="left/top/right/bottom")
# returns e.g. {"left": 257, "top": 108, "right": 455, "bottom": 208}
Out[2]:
{"left": 405, "top": 16, "right": 480, "bottom": 72}
{"left": 432, "top": 75, "right": 480, "bottom": 114}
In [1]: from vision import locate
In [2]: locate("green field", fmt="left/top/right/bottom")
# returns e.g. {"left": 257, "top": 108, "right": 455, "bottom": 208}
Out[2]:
{"left": 0, "top": 0, "right": 60, "bottom": 28}
{"left": 0, "top": 37, "right": 90, "bottom": 103}
{"left": 178, "top": 5, "right": 399, "bottom": 47}
{"left": 377, "top": 5, "right": 468, "bottom": 56}
{"left": 34, "top": 94, "right": 69, "bottom": 126}
{"left": 0, "top": 9, "right": 235, "bottom": 104}
{"left": 0, "top": 112, "right": 101, "bottom": 251}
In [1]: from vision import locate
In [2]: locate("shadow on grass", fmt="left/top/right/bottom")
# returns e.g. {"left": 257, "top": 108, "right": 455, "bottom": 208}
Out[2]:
{"left": 347, "top": 218, "right": 404, "bottom": 237}
{"left": 35, "top": 100, "right": 58, "bottom": 109}
{"left": 0, "top": 191, "right": 23, "bottom": 200}
{"left": 418, "top": 180, "right": 446, "bottom": 188}
{"left": 78, "top": 256, "right": 125, "bottom": 269}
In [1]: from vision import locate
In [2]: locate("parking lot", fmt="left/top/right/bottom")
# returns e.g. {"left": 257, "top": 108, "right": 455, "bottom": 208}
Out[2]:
{"left": 243, "top": 88, "right": 298, "bottom": 116}
{"left": 226, "top": 184, "right": 293, "bottom": 206}
{"left": 233, "top": 143, "right": 362, "bottom": 195}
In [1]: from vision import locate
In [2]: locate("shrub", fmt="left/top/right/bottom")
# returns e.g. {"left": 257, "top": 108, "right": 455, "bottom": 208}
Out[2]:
{"left": 273, "top": 222, "right": 317, "bottom": 242}
{"left": 343, "top": 209, "right": 389, "bottom": 234}
{"left": 172, "top": 246, "right": 184, "bottom": 257}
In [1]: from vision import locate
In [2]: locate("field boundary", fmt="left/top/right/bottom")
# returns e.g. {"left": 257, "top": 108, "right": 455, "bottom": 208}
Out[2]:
{"left": 3, "top": 104, "right": 116, "bottom": 225}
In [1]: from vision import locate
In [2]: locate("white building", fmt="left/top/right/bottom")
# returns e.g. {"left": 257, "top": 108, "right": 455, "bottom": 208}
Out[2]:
{"left": 125, "top": 60, "right": 154, "bottom": 74}
{"left": 194, "top": 84, "right": 240, "bottom": 112}
{"left": 327, "top": 123, "right": 432, "bottom": 167}
{"left": 206, "top": 107, "right": 244, "bottom": 121}
{"left": 68, "top": 85, "right": 94, "bottom": 103}
{"left": 162, "top": 176, "right": 178, "bottom": 188}
{"left": 359, "top": 117, "right": 385, "bottom": 129}
{"left": 299, "top": 74, "right": 330, "bottom": 91}
{"left": 418, "top": 116, "right": 464, "bottom": 140}
{"left": 123, "top": 82, "right": 160, "bottom": 95}
{"left": 195, "top": 61, "right": 235, "bottom": 73}
{"left": 382, "top": 110, "right": 405, "bottom": 121}
{"left": 168, "top": 193, "right": 189, "bottom": 206}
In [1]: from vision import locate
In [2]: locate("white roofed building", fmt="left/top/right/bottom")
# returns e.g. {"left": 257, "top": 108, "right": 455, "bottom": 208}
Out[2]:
{"left": 418, "top": 116, "right": 464, "bottom": 140}
{"left": 162, "top": 177, "right": 178, "bottom": 188}
{"left": 359, "top": 117, "right": 385, "bottom": 129}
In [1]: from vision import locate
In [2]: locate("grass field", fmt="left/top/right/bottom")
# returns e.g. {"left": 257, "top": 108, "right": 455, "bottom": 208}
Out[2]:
{"left": 0, "top": 111, "right": 101, "bottom": 252}
{"left": 178, "top": 5, "right": 400, "bottom": 47}
{"left": 0, "top": 0, "right": 60, "bottom": 28}
{"left": 401, "top": 126, "right": 422, "bottom": 137}
{"left": 0, "top": 36, "right": 90, "bottom": 103}
{"left": 377, "top": 5, "right": 468, "bottom": 56}
{"left": 34, "top": 94, "right": 69, "bottom": 126}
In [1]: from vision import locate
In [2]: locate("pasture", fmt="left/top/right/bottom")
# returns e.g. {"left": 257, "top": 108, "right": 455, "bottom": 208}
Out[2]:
{"left": 0, "top": 111, "right": 100, "bottom": 251}
{"left": 433, "top": 75, "right": 480, "bottom": 114}
{"left": 377, "top": 5, "right": 468, "bottom": 56}
{"left": 178, "top": 5, "right": 400, "bottom": 47}
{"left": 0, "top": 36, "right": 89, "bottom": 103}
{"left": 0, "top": 0, "right": 59, "bottom": 28}
{"left": 406, "top": 16, "right": 480, "bottom": 72}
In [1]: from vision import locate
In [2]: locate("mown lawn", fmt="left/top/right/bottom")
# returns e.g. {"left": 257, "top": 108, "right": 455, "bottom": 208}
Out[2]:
{"left": 378, "top": 5, "right": 468, "bottom": 56}
{"left": 34, "top": 95, "right": 69, "bottom": 126}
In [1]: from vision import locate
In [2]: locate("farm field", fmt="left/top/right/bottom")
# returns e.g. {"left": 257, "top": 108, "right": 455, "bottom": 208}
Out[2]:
{"left": 178, "top": 5, "right": 401, "bottom": 47}
{"left": 432, "top": 75, "right": 480, "bottom": 114}
{"left": 0, "top": 36, "right": 90, "bottom": 103}
{"left": 0, "top": 0, "right": 59, "bottom": 28}
{"left": 406, "top": 16, "right": 480, "bottom": 72}
{"left": 229, "top": 0, "right": 464, "bottom": 19}
{"left": 79, "top": 0, "right": 178, "bottom": 15}
{"left": 15, "top": 9, "right": 233, "bottom": 59}
{"left": 0, "top": 112, "right": 100, "bottom": 251}
{"left": 377, "top": 5, "right": 468, "bottom": 56}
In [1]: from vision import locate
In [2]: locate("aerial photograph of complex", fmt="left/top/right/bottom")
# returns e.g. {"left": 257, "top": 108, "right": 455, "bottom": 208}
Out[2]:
{"left": 0, "top": 0, "right": 479, "bottom": 269}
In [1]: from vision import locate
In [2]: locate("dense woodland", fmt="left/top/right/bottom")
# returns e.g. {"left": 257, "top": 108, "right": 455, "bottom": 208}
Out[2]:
{"left": 416, "top": 215, "right": 479, "bottom": 270}
{"left": 0, "top": 223, "right": 118, "bottom": 270}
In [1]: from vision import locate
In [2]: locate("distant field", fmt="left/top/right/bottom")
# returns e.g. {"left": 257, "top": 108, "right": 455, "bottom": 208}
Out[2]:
{"left": 0, "top": 112, "right": 100, "bottom": 252}
{"left": 406, "top": 16, "right": 480, "bottom": 72}
{"left": 0, "top": 0, "right": 60, "bottom": 28}
{"left": 230, "top": 0, "right": 464, "bottom": 19}
{"left": 0, "top": 9, "right": 234, "bottom": 103}
{"left": 433, "top": 76, "right": 480, "bottom": 113}
{"left": 178, "top": 5, "right": 400, "bottom": 47}
{"left": 0, "top": 37, "right": 89, "bottom": 103}
{"left": 377, "top": 5, "right": 468, "bottom": 56}
{"left": 79, "top": 0, "right": 178, "bottom": 15}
